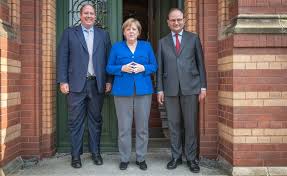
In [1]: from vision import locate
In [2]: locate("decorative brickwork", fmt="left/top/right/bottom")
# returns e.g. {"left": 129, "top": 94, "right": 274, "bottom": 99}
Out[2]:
{"left": 185, "top": 0, "right": 197, "bottom": 32}
{"left": 0, "top": 0, "right": 21, "bottom": 168}
{"left": 218, "top": 0, "right": 287, "bottom": 167}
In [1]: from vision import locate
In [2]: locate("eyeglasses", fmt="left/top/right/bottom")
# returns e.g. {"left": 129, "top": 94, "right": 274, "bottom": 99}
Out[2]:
{"left": 169, "top": 18, "right": 183, "bottom": 23}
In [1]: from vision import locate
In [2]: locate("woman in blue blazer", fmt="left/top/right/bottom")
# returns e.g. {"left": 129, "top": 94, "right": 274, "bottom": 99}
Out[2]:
{"left": 106, "top": 18, "right": 157, "bottom": 171}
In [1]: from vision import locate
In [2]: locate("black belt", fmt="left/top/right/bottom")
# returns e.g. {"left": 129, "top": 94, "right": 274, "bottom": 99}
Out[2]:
{"left": 86, "top": 76, "right": 96, "bottom": 80}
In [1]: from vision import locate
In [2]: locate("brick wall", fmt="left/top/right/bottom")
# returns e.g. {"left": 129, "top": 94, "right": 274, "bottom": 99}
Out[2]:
{"left": 0, "top": 0, "right": 21, "bottom": 167}
{"left": 1, "top": 0, "right": 56, "bottom": 167}
{"left": 218, "top": 0, "right": 287, "bottom": 166}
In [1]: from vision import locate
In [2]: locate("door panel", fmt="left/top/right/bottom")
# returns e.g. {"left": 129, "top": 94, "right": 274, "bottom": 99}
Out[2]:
{"left": 56, "top": 0, "right": 122, "bottom": 152}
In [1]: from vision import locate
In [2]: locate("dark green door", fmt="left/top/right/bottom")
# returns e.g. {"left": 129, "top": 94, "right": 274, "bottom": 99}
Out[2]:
{"left": 56, "top": 0, "right": 122, "bottom": 152}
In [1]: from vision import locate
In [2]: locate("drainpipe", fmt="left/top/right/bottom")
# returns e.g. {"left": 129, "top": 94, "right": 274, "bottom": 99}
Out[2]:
{"left": 178, "top": 0, "right": 183, "bottom": 9}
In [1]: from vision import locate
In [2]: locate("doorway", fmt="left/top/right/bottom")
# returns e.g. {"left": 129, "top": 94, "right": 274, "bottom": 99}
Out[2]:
{"left": 122, "top": 0, "right": 181, "bottom": 146}
{"left": 56, "top": 0, "right": 182, "bottom": 152}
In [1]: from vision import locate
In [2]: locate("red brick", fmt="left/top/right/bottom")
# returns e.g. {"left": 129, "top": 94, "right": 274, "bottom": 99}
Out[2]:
{"left": 269, "top": 0, "right": 282, "bottom": 6}
{"left": 239, "top": 7, "right": 276, "bottom": 13}
{"left": 238, "top": 0, "right": 257, "bottom": 6}
{"left": 256, "top": 0, "right": 269, "bottom": 6}
{"left": 234, "top": 151, "right": 258, "bottom": 159}
{"left": 234, "top": 144, "right": 252, "bottom": 151}
{"left": 270, "top": 121, "right": 283, "bottom": 128}
{"left": 258, "top": 121, "right": 271, "bottom": 128}
{"left": 252, "top": 144, "right": 287, "bottom": 151}
{"left": 234, "top": 159, "right": 264, "bottom": 166}
{"left": 259, "top": 152, "right": 282, "bottom": 160}
{"left": 264, "top": 159, "right": 287, "bottom": 166}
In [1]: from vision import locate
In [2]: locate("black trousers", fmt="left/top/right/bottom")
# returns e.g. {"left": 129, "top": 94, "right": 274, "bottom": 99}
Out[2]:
{"left": 67, "top": 79, "right": 104, "bottom": 157}
{"left": 165, "top": 94, "right": 199, "bottom": 161}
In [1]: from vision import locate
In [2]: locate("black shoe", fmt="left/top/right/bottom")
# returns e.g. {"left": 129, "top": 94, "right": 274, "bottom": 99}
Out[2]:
{"left": 119, "top": 162, "right": 129, "bottom": 170}
{"left": 187, "top": 160, "right": 200, "bottom": 173}
{"left": 136, "top": 160, "right": 147, "bottom": 170}
{"left": 91, "top": 153, "right": 103, "bottom": 165}
{"left": 71, "top": 156, "right": 82, "bottom": 168}
{"left": 166, "top": 158, "right": 182, "bottom": 170}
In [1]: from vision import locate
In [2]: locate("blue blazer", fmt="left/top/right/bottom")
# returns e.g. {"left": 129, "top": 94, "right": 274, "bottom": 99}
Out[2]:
{"left": 57, "top": 25, "right": 111, "bottom": 93}
{"left": 106, "top": 41, "right": 158, "bottom": 96}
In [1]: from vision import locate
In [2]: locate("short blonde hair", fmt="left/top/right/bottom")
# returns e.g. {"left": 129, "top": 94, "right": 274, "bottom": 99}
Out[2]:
{"left": 122, "top": 18, "right": 142, "bottom": 37}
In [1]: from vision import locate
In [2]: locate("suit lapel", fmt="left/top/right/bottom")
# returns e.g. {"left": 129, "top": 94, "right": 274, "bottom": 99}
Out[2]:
{"left": 167, "top": 32, "right": 188, "bottom": 56}
{"left": 178, "top": 31, "right": 188, "bottom": 56}
{"left": 167, "top": 33, "right": 177, "bottom": 55}
{"left": 93, "top": 27, "right": 102, "bottom": 54}
{"left": 75, "top": 25, "right": 89, "bottom": 52}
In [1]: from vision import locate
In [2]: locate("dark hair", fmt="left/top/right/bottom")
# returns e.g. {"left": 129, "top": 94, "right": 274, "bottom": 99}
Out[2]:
{"left": 80, "top": 4, "right": 96, "bottom": 14}
{"left": 167, "top": 8, "right": 184, "bottom": 20}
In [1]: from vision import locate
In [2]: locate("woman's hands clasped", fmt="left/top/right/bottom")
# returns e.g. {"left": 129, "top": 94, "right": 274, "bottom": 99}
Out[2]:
{"left": 121, "top": 62, "right": 145, "bottom": 73}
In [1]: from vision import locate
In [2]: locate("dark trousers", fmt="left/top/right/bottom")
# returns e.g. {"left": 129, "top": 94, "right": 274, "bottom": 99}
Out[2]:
{"left": 67, "top": 79, "right": 104, "bottom": 157}
{"left": 165, "top": 94, "right": 199, "bottom": 161}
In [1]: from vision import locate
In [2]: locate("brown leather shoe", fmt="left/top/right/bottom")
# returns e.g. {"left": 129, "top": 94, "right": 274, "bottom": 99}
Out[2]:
{"left": 166, "top": 158, "right": 182, "bottom": 169}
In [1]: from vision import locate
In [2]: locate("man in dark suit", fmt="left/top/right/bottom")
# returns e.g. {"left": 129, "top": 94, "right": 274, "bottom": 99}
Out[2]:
{"left": 157, "top": 8, "right": 207, "bottom": 173}
{"left": 57, "top": 4, "right": 111, "bottom": 168}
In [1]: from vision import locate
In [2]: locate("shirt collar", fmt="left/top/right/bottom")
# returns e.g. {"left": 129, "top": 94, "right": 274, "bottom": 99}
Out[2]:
{"left": 81, "top": 24, "right": 94, "bottom": 33}
{"left": 171, "top": 30, "right": 183, "bottom": 36}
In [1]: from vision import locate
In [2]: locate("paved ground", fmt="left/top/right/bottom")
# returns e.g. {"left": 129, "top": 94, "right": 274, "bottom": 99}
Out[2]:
{"left": 11, "top": 149, "right": 230, "bottom": 176}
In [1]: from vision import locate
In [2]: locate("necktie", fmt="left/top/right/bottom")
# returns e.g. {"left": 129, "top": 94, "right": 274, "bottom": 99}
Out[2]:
{"left": 175, "top": 33, "right": 180, "bottom": 54}
{"left": 86, "top": 30, "right": 95, "bottom": 76}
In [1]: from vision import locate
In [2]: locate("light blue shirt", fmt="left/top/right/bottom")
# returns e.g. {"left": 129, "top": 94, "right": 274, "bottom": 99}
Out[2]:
{"left": 81, "top": 25, "right": 95, "bottom": 76}
{"left": 81, "top": 25, "right": 94, "bottom": 42}
{"left": 171, "top": 30, "right": 183, "bottom": 46}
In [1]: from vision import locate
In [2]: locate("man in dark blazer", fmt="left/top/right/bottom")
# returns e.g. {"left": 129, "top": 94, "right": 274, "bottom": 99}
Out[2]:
{"left": 57, "top": 4, "right": 111, "bottom": 168}
{"left": 157, "top": 8, "right": 207, "bottom": 173}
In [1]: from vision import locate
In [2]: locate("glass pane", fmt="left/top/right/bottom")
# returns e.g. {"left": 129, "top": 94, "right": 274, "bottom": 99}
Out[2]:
{"left": 69, "top": 0, "right": 108, "bottom": 29}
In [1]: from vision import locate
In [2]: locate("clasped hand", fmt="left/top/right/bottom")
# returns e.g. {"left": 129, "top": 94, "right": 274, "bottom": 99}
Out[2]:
{"left": 121, "top": 62, "right": 145, "bottom": 73}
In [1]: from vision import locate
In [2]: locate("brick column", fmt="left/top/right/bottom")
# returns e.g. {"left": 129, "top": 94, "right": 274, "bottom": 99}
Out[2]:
{"left": 185, "top": 0, "right": 219, "bottom": 159}
{"left": 19, "top": 0, "right": 43, "bottom": 158}
{"left": 20, "top": 0, "right": 56, "bottom": 159}
{"left": 40, "top": 0, "right": 56, "bottom": 157}
{"left": 218, "top": 0, "right": 287, "bottom": 173}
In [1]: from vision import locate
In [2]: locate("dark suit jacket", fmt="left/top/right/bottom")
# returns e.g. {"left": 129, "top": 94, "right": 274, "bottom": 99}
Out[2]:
{"left": 57, "top": 25, "right": 112, "bottom": 93}
{"left": 157, "top": 31, "right": 207, "bottom": 96}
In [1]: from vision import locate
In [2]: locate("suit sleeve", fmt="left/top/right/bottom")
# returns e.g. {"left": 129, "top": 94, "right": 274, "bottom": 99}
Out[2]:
{"left": 156, "top": 40, "right": 163, "bottom": 92}
{"left": 143, "top": 42, "right": 158, "bottom": 76}
{"left": 56, "top": 28, "right": 69, "bottom": 84}
{"left": 106, "top": 44, "right": 123, "bottom": 76}
{"left": 105, "top": 31, "right": 113, "bottom": 83}
{"left": 195, "top": 35, "right": 207, "bottom": 89}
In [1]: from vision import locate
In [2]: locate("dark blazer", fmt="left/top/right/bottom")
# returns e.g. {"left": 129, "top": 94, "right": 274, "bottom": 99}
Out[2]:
{"left": 57, "top": 25, "right": 111, "bottom": 93}
{"left": 157, "top": 31, "right": 207, "bottom": 96}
